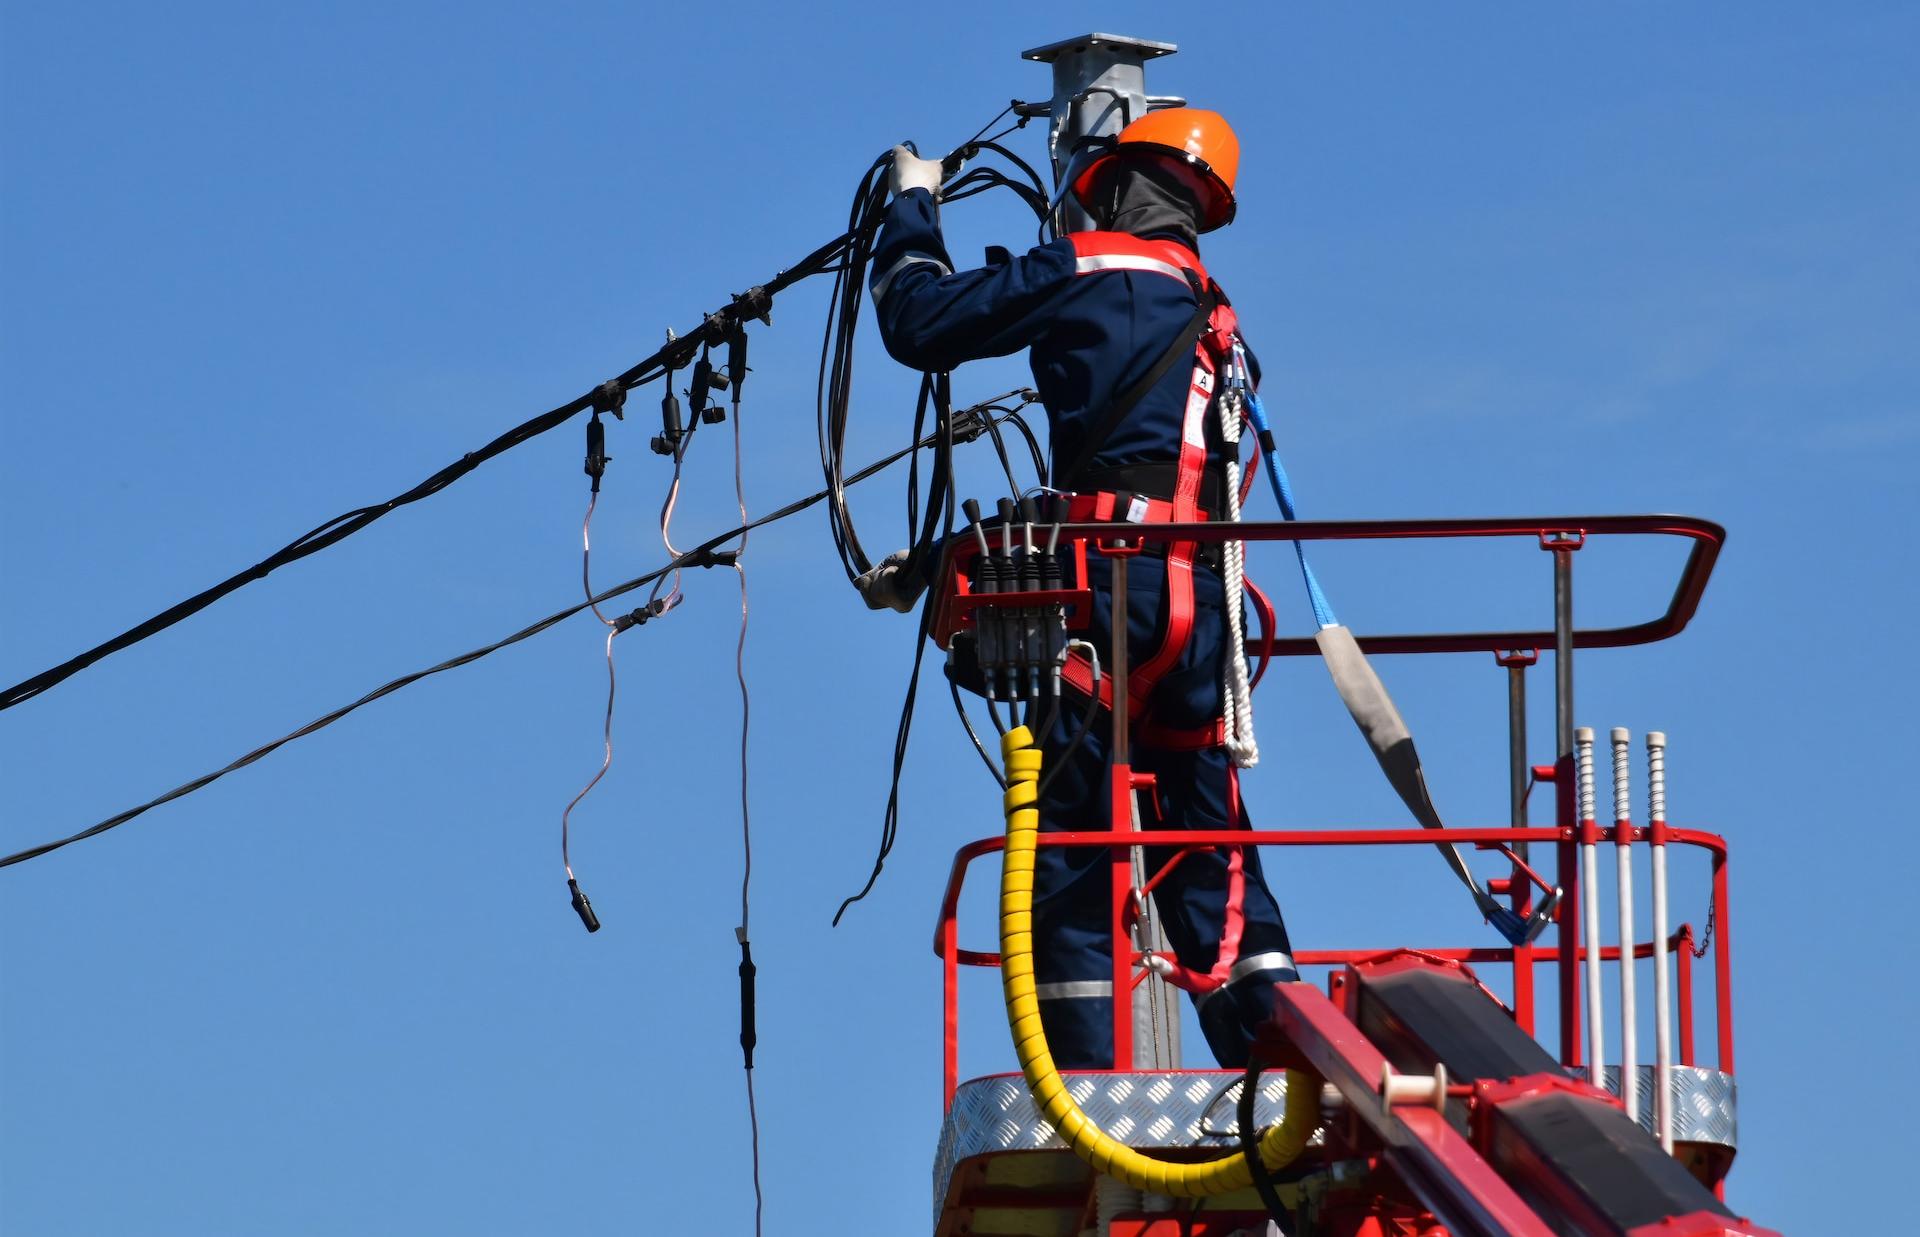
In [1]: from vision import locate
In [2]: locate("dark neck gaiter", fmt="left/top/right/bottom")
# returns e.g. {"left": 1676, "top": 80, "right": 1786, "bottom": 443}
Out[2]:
{"left": 1094, "top": 158, "right": 1205, "bottom": 253}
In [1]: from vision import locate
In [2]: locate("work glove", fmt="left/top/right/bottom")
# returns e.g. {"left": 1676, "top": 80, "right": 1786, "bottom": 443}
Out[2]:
{"left": 854, "top": 549, "right": 928, "bottom": 614}
{"left": 889, "top": 145, "right": 943, "bottom": 200}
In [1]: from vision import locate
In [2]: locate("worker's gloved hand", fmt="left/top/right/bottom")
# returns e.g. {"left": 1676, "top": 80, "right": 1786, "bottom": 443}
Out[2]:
{"left": 889, "top": 145, "right": 943, "bottom": 200}
{"left": 855, "top": 549, "right": 927, "bottom": 614}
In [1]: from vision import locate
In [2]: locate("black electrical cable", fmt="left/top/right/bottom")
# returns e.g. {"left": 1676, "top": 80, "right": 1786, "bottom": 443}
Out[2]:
{"left": 948, "top": 675, "right": 1005, "bottom": 788}
{"left": 815, "top": 119, "right": 1051, "bottom": 595}
{"left": 0, "top": 397, "right": 1034, "bottom": 872}
{"left": 1236, "top": 1056, "right": 1298, "bottom": 1233}
{"left": 830, "top": 373, "right": 960, "bottom": 926}
{"left": 830, "top": 570, "right": 940, "bottom": 927}
{"left": 1001, "top": 409, "right": 1049, "bottom": 488}
{"left": 0, "top": 252, "right": 852, "bottom": 715}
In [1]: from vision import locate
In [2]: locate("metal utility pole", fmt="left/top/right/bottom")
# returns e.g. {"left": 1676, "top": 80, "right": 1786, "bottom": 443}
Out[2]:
{"left": 1025, "top": 32, "right": 1185, "bottom": 1069}
{"left": 1022, "top": 33, "right": 1184, "bottom": 235}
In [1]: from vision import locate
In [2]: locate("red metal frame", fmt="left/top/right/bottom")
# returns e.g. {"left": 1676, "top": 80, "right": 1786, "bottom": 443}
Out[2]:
{"left": 934, "top": 825, "right": 1736, "bottom": 1108}
{"left": 929, "top": 514, "right": 1764, "bottom": 1236}
{"left": 1005, "top": 513, "right": 1725, "bottom": 656}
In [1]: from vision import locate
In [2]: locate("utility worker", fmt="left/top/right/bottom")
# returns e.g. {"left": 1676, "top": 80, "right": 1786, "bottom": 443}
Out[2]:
{"left": 860, "top": 110, "right": 1297, "bottom": 1069}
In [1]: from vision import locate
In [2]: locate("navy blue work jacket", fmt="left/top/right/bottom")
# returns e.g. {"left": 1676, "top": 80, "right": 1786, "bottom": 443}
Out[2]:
{"left": 870, "top": 188, "right": 1257, "bottom": 479}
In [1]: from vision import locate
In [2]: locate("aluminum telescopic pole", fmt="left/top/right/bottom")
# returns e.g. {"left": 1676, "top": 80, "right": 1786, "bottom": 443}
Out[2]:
{"left": 1648, "top": 731, "right": 1675, "bottom": 1152}
{"left": 1577, "top": 727, "right": 1605, "bottom": 1087}
{"left": 1612, "top": 727, "right": 1639, "bottom": 1121}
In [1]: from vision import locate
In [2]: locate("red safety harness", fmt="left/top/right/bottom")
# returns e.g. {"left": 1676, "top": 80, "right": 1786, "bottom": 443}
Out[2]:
{"left": 1052, "top": 232, "right": 1273, "bottom": 999}
{"left": 1054, "top": 232, "right": 1264, "bottom": 750}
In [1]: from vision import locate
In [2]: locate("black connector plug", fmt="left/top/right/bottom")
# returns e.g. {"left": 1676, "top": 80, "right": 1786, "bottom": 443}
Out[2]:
{"left": 651, "top": 388, "right": 684, "bottom": 456}
{"left": 613, "top": 598, "right": 671, "bottom": 632}
{"left": 690, "top": 355, "right": 731, "bottom": 425}
{"left": 950, "top": 404, "right": 990, "bottom": 444}
{"left": 568, "top": 879, "right": 601, "bottom": 933}
{"left": 584, "top": 415, "right": 610, "bottom": 492}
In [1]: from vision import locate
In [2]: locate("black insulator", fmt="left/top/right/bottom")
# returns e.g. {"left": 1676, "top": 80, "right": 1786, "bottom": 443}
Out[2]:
{"left": 569, "top": 879, "right": 602, "bottom": 933}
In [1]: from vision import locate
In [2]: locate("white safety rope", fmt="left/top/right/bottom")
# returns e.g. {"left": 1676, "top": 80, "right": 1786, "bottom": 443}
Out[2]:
{"left": 1217, "top": 381, "right": 1259, "bottom": 769}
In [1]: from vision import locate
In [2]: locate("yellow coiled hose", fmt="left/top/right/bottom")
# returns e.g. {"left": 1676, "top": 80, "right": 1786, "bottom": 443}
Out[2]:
{"left": 998, "top": 724, "right": 1320, "bottom": 1198}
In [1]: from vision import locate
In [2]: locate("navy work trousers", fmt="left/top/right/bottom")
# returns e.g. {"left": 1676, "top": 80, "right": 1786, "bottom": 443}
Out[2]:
{"left": 1032, "top": 553, "right": 1298, "bottom": 1069}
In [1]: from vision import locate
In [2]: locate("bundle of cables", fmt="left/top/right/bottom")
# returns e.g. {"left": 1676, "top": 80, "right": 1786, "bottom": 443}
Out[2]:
{"left": 819, "top": 113, "right": 1060, "bottom": 924}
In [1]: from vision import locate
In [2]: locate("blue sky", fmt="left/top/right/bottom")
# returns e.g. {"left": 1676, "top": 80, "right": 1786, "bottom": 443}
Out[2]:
{"left": 3, "top": 4, "right": 1913, "bottom": 1233}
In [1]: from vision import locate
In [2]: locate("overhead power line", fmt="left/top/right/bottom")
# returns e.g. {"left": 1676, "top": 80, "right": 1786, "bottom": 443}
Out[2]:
{"left": 0, "top": 240, "right": 851, "bottom": 714}
{"left": 0, "top": 394, "right": 1038, "bottom": 872}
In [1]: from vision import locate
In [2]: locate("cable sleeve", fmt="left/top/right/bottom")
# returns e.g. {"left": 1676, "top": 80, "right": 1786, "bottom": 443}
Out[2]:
{"left": 996, "top": 725, "right": 1319, "bottom": 1197}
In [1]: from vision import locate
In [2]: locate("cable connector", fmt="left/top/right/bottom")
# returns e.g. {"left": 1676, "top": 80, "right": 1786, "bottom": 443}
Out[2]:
{"left": 950, "top": 403, "right": 991, "bottom": 444}
{"left": 584, "top": 415, "right": 611, "bottom": 493}
{"left": 568, "top": 878, "right": 602, "bottom": 933}
{"left": 681, "top": 546, "right": 741, "bottom": 571}
{"left": 733, "top": 285, "right": 772, "bottom": 325}
{"left": 736, "top": 929, "right": 757, "bottom": 1070}
{"left": 651, "top": 383, "right": 685, "bottom": 456}
{"left": 690, "top": 354, "right": 731, "bottom": 425}
{"left": 613, "top": 598, "right": 673, "bottom": 632}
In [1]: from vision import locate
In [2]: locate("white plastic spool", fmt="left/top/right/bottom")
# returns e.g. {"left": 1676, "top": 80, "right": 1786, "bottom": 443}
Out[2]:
{"left": 1576, "top": 727, "right": 1605, "bottom": 1087}
{"left": 1611, "top": 727, "right": 1639, "bottom": 1120}
{"left": 1380, "top": 1061, "right": 1450, "bottom": 1113}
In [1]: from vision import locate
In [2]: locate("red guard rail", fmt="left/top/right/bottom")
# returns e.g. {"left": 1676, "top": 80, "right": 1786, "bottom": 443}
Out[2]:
{"left": 929, "top": 514, "right": 1732, "bottom": 1108}
{"left": 933, "top": 826, "right": 1735, "bottom": 1109}
{"left": 1032, "top": 513, "right": 1724, "bottom": 656}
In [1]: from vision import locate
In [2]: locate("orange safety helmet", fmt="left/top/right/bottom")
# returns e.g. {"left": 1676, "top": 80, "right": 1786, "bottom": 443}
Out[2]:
{"left": 1070, "top": 107, "right": 1241, "bottom": 232}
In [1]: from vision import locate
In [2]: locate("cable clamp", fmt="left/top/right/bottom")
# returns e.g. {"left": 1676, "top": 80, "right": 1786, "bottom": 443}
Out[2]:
{"left": 732, "top": 285, "right": 772, "bottom": 325}
{"left": 590, "top": 380, "right": 627, "bottom": 420}
{"left": 950, "top": 404, "right": 991, "bottom": 444}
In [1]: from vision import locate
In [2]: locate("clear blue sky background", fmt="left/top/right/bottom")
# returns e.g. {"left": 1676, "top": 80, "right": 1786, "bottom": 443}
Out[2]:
{"left": 4, "top": 4, "right": 1913, "bottom": 1233}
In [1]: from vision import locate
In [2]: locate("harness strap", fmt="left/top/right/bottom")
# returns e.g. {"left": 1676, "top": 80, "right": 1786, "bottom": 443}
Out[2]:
{"left": 1051, "top": 234, "right": 1248, "bottom": 749}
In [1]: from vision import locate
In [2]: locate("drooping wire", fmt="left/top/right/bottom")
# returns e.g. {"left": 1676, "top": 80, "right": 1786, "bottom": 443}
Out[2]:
{"left": 559, "top": 492, "right": 624, "bottom": 890}
{"left": 948, "top": 674, "right": 1005, "bottom": 788}
{"left": 0, "top": 395, "right": 1038, "bottom": 876}
{"left": 726, "top": 377, "right": 764, "bottom": 1237}
{"left": 830, "top": 375, "right": 958, "bottom": 926}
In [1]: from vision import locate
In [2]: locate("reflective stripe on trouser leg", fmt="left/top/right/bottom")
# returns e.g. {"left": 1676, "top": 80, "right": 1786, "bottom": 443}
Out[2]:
{"left": 1034, "top": 981, "right": 1114, "bottom": 1001}
{"left": 1195, "top": 951, "right": 1300, "bottom": 1069}
{"left": 1034, "top": 984, "right": 1116, "bottom": 1071}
